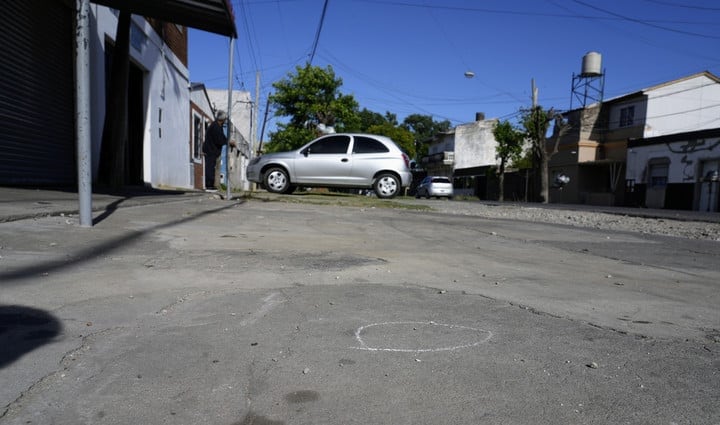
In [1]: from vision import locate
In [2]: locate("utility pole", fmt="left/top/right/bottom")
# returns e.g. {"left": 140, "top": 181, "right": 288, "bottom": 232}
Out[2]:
{"left": 532, "top": 78, "right": 538, "bottom": 108}
{"left": 258, "top": 97, "right": 270, "bottom": 154}
{"left": 225, "top": 37, "right": 234, "bottom": 200}
{"left": 253, "top": 72, "right": 260, "bottom": 155}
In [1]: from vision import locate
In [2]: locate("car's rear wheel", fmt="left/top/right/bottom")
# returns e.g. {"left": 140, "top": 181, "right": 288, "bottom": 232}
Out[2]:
{"left": 264, "top": 167, "right": 291, "bottom": 194}
{"left": 373, "top": 173, "right": 400, "bottom": 199}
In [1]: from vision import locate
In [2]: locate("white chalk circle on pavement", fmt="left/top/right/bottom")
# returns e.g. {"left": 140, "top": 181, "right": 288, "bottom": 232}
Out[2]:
{"left": 353, "top": 321, "right": 493, "bottom": 353}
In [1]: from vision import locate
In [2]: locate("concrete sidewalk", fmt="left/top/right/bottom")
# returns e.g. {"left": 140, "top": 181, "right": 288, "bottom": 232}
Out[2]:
{"left": 0, "top": 186, "right": 718, "bottom": 224}
{"left": 0, "top": 186, "right": 211, "bottom": 224}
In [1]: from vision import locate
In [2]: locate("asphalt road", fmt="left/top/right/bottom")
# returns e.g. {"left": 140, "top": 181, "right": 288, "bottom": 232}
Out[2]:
{"left": 1, "top": 197, "right": 718, "bottom": 425}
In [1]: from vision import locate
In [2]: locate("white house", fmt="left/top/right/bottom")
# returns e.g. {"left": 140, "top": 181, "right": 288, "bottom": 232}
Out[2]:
{"left": 91, "top": 7, "right": 192, "bottom": 189}
{"left": 550, "top": 71, "right": 720, "bottom": 207}
{"left": 627, "top": 128, "right": 720, "bottom": 211}
{"left": 421, "top": 114, "right": 500, "bottom": 197}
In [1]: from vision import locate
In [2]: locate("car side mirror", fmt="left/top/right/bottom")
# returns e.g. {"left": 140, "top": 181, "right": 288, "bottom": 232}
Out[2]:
{"left": 301, "top": 148, "right": 309, "bottom": 157}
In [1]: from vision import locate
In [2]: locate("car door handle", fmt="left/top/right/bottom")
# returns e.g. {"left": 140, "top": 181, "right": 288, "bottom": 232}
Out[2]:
{"left": 341, "top": 158, "right": 349, "bottom": 162}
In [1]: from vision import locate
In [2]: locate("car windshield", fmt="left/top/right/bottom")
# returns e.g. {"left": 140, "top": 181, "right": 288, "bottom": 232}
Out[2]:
{"left": 432, "top": 177, "right": 451, "bottom": 184}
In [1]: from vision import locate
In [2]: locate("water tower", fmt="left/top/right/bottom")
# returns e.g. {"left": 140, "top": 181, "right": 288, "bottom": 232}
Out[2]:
{"left": 570, "top": 52, "right": 605, "bottom": 109}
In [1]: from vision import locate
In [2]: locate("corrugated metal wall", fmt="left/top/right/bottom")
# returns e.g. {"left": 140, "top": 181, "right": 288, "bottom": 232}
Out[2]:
{"left": 0, "top": 1, "right": 76, "bottom": 185}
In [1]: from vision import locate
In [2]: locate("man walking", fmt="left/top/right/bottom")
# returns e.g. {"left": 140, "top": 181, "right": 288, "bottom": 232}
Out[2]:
{"left": 202, "top": 110, "right": 235, "bottom": 191}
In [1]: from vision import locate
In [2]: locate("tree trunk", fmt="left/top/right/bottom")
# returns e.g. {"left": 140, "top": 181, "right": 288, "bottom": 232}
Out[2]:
{"left": 99, "top": 10, "right": 131, "bottom": 188}
{"left": 498, "top": 159, "right": 505, "bottom": 202}
{"left": 539, "top": 153, "right": 549, "bottom": 203}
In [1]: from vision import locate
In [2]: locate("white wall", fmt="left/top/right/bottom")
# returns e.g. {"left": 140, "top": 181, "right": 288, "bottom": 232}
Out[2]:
{"left": 91, "top": 6, "right": 192, "bottom": 189}
{"left": 206, "top": 89, "right": 254, "bottom": 151}
{"left": 627, "top": 135, "right": 720, "bottom": 184}
{"left": 453, "top": 119, "right": 499, "bottom": 170}
{"left": 644, "top": 74, "right": 720, "bottom": 137}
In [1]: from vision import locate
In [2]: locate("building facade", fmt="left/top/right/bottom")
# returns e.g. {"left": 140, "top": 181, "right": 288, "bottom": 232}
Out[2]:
{"left": 627, "top": 128, "right": 720, "bottom": 211}
{"left": 549, "top": 71, "right": 720, "bottom": 207}
{"left": 420, "top": 116, "right": 501, "bottom": 197}
{"left": 94, "top": 6, "right": 201, "bottom": 189}
{"left": 0, "top": 1, "right": 237, "bottom": 192}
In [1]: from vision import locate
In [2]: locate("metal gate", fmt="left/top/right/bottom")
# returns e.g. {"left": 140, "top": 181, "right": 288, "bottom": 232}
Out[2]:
{"left": 0, "top": 1, "right": 76, "bottom": 185}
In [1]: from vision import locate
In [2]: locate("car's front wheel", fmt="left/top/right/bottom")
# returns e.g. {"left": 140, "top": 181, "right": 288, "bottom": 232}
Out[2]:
{"left": 264, "top": 167, "right": 291, "bottom": 194}
{"left": 373, "top": 173, "right": 400, "bottom": 199}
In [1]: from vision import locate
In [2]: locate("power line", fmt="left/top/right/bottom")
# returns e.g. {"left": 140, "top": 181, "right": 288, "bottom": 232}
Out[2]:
{"left": 309, "top": 0, "right": 330, "bottom": 64}
{"left": 639, "top": 0, "right": 720, "bottom": 12}
{"left": 352, "top": 0, "right": 720, "bottom": 26}
{"left": 571, "top": 0, "right": 720, "bottom": 40}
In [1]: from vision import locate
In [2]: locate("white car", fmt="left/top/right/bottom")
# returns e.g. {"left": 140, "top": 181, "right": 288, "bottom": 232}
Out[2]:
{"left": 247, "top": 133, "right": 413, "bottom": 199}
{"left": 415, "top": 176, "right": 454, "bottom": 199}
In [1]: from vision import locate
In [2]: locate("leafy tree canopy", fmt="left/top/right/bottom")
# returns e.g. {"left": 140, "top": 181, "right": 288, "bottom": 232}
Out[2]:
{"left": 366, "top": 123, "right": 415, "bottom": 158}
{"left": 401, "top": 114, "right": 451, "bottom": 143}
{"left": 266, "top": 64, "right": 359, "bottom": 152}
{"left": 265, "top": 124, "right": 316, "bottom": 153}
{"left": 493, "top": 120, "right": 525, "bottom": 167}
{"left": 352, "top": 109, "right": 399, "bottom": 132}
{"left": 264, "top": 65, "right": 450, "bottom": 158}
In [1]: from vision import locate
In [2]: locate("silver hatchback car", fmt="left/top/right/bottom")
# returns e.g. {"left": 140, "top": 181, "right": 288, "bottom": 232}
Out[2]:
{"left": 247, "top": 133, "right": 413, "bottom": 199}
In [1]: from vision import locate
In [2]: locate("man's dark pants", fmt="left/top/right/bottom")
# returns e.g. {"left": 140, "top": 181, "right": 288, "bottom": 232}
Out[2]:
{"left": 204, "top": 153, "right": 219, "bottom": 189}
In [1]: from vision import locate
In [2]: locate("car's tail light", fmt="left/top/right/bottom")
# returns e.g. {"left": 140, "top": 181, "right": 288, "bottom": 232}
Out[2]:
{"left": 401, "top": 153, "right": 410, "bottom": 169}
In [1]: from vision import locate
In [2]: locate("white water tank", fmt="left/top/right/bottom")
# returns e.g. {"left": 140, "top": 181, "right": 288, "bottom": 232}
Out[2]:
{"left": 581, "top": 51, "right": 602, "bottom": 76}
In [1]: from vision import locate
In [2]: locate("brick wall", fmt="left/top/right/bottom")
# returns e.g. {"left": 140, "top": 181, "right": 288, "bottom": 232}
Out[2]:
{"left": 147, "top": 19, "right": 188, "bottom": 66}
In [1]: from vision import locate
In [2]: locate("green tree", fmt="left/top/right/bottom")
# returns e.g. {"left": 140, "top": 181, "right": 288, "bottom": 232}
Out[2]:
{"left": 266, "top": 64, "right": 359, "bottom": 152}
{"left": 401, "top": 114, "right": 451, "bottom": 141}
{"left": 493, "top": 120, "right": 525, "bottom": 202}
{"left": 400, "top": 114, "right": 451, "bottom": 160}
{"left": 520, "top": 106, "right": 569, "bottom": 203}
{"left": 366, "top": 123, "right": 415, "bottom": 158}
{"left": 354, "top": 108, "right": 398, "bottom": 132}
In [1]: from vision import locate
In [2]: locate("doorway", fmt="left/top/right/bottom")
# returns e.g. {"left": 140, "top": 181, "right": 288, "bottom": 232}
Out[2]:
{"left": 698, "top": 159, "right": 719, "bottom": 212}
{"left": 100, "top": 43, "right": 145, "bottom": 187}
{"left": 125, "top": 63, "right": 144, "bottom": 186}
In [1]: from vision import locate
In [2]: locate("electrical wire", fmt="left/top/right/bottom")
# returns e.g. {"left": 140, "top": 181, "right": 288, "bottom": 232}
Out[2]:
{"left": 639, "top": 0, "right": 720, "bottom": 12}
{"left": 351, "top": 0, "right": 720, "bottom": 25}
{"left": 309, "top": 0, "right": 330, "bottom": 64}
{"left": 570, "top": 0, "right": 720, "bottom": 40}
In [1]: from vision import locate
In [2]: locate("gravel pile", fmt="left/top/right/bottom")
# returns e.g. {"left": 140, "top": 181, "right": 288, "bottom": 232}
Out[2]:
{"left": 429, "top": 202, "right": 720, "bottom": 241}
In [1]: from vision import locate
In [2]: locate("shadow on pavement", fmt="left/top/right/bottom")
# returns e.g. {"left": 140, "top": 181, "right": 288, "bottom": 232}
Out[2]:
{"left": 0, "top": 305, "right": 62, "bottom": 368}
{"left": 0, "top": 201, "right": 243, "bottom": 285}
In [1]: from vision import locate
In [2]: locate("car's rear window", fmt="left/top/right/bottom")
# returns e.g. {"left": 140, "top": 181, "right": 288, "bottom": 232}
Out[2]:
{"left": 432, "top": 177, "right": 451, "bottom": 183}
{"left": 353, "top": 136, "right": 390, "bottom": 154}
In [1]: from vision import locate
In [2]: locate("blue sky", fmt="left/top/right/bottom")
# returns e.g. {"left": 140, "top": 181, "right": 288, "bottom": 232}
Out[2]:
{"left": 188, "top": 0, "right": 720, "bottom": 134}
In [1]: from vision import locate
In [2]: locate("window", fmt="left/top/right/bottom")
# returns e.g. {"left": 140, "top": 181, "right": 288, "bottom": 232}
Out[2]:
{"left": 619, "top": 106, "right": 635, "bottom": 127}
{"left": 353, "top": 136, "right": 389, "bottom": 154}
{"left": 648, "top": 158, "right": 670, "bottom": 188}
{"left": 305, "top": 135, "right": 350, "bottom": 154}
{"left": 192, "top": 113, "right": 203, "bottom": 160}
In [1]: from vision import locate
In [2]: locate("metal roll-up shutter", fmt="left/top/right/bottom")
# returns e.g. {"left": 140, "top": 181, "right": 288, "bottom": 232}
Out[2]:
{"left": 0, "top": 1, "right": 75, "bottom": 185}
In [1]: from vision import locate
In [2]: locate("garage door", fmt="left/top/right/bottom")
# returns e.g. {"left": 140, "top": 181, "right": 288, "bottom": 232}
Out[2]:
{"left": 0, "top": 1, "right": 76, "bottom": 185}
